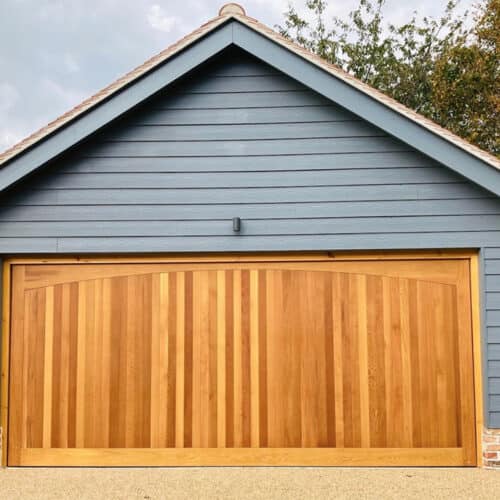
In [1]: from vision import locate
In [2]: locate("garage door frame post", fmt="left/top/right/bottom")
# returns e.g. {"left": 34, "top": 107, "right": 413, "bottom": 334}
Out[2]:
{"left": 470, "top": 254, "right": 485, "bottom": 466}
{"left": 1, "top": 260, "right": 11, "bottom": 467}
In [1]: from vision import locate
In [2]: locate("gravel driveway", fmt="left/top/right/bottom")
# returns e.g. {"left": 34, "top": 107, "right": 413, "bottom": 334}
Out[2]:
{"left": 1, "top": 467, "right": 500, "bottom": 499}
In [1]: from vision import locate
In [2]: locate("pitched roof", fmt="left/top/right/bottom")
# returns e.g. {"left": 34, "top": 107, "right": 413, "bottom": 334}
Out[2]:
{"left": 1, "top": 3, "right": 499, "bottom": 189}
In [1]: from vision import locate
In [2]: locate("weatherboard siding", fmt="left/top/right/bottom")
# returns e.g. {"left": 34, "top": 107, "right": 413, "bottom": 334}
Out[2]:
{"left": 0, "top": 50, "right": 499, "bottom": 426}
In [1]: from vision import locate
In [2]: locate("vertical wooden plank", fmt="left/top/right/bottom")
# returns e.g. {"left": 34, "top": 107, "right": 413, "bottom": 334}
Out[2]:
{"left": 58, "top": 283, "right": 71, "bottom": 448}
{"left": 384, "top": 277, "right": 404, "bottom": 447}
{"left": 282, "top": 270, "right": 302, "bottom": 447}
{"left": 51, "top": 285, "right": 63, "bottom": 448}
{"left": 250, "top": 269, "right": 260, "bottom": 448}
{"left": 83, "top": 280, "right": 97, "bottom": 448}
{"left": 399, "top": 278, "right": 413, "bottom": 448}
{"left": 42, "top": 287, "right": 54, "bottom": 448}
{"left": 91, "top": 280, "right": 103, "bottom": 448}
{"left": 75, "top": 281, "right": 86, "bottom": 448}
{"left": 133, "top": 273, "right": 153, "bottom": 449}
{"left": 225, "top": 271, "right": 234, "bottom": 448}
{"left": 300, "top": 271, "right": 328, "bottom": 448}
{"left": 435, "top": 284, "right": 459, "bottom": 447}
{"left": 266, "top": 269, "right": 278, "bottom": 447}
{"left": 183, "top": 271, "right": 193, "bottom": 448}
{"left": 175, "top": 272, "right": 185, "bottom": 448}
{"left": 233, "top": 269, "right": 242, "bottom": 447}
{"left": 125, "top": 276, "right": 136, "bottom": 448}
{"left": 100, "top": 278, "right": 111, "bottom": 449}
{"left": 267, "top": 269, "right": 303, "bottom": 447}
{"left": 208, "top": 270, "right": 218, "bottom": 448}
{"left": 258, "top": 270, "right": 268, "bottom": 448}
{"left": 150, "top": 273, "right": 169, "bottom": 448}
{"left": 332, "top": 273, "right": 344, "bottom": 448}
{"left": 323, "top": 273, "right": 335, "bottom": 447}
{"left": 416, "top": 281, "right": 435, "bottom": 448}
{"left": 216, "top": 270, "right": 226, "bottom": 448}
{"left": 149, "top": 273, "right": 160, "bottom": 448}
{"left": 26, "top": 289, "right": 45, "bottom": 449}
{"left": 167, "top": 272, "right": 177, "bottom": 448}
{"left": 192, "top": 271, "right": 208, "bottom": 447}
{"left": 366, "top": 276, "right": 386, "bottom": 448}
{"left": 408, "top": 279, "right": 422, "bottom": 447}
{"left": 191, "top": 272, "right": 200, "bottom": 448}
{"left": 357, "top": 274, "right": 370, "bottom": 448}
{"left": 67, "top": 282, "right": 79, "bottom": 448}
{"left": 241, "top": 270, "right": 251, "bottom": 447}
{"left": 109, "top": 276, "right": 127, "bottom": 448}
{"left": 342, "top": 273, "right": 360, "bottom": 447}
{"left": 150, "top": 274, "right": 159, "bottom": 447}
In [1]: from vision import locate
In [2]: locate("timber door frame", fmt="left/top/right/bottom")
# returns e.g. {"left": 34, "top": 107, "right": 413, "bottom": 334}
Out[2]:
{"left": 0, "top": 250, "right": 484, "bottom": 467}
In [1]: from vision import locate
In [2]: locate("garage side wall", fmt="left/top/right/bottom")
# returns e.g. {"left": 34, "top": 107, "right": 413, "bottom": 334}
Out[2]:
{"left": 0, "top": 50, "right": 499, "bottom": 430}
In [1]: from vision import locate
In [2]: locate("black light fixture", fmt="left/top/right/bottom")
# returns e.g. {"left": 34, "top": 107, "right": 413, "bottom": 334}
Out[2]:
{"left": 232, "top": 217, "right": 241, "bottom": 232}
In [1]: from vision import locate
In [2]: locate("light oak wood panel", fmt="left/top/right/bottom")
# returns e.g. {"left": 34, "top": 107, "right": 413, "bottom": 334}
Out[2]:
{"left": 7, "top": 257, "right": 477, "bottom": 466}
{"left": 17, "top": 447, "right": 467, "bottom": 466}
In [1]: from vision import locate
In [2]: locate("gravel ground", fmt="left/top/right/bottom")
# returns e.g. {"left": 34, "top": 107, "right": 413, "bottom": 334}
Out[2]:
{"left": 1, "top": 467, "right": 499, "bottom": 499}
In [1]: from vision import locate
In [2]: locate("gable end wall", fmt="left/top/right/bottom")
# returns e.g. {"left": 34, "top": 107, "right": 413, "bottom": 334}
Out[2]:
{"left": 0, "top": 49, "right": 499, "bottom": 427}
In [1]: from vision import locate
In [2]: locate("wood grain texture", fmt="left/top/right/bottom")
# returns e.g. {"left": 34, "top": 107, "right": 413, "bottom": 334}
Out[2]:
{"left": 7, "top": 257, "right": 477, "bottom": 466}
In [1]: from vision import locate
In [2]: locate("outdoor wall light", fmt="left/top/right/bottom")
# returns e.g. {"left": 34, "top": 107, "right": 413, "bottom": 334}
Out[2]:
{"left": 232, "top": 217, "right": 241, "bottom": 232}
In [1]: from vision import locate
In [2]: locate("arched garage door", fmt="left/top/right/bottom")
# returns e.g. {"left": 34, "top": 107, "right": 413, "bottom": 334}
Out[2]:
{"left": 6, "top": 255, "right": 478, "bottom": 466}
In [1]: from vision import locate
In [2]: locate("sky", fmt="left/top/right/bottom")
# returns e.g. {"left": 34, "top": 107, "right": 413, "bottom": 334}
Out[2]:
{"left": 0, "top": 0, "right": 474, "bottom": 153}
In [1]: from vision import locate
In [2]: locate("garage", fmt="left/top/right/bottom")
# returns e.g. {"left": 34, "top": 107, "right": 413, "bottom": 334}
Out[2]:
{"left": 1, "top": 5, "right": 498, "bottom": 468}
{"left": 5, "top": 254, "right": 477, "bottom": 466}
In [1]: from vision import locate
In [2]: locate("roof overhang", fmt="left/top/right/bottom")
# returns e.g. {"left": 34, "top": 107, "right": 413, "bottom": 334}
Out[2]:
{"left": 1, "top": 14, "right": 499, "bottom": 196}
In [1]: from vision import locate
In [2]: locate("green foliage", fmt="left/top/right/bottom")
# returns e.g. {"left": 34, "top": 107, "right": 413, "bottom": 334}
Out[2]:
{"left": 278, "top": 0, "right": 499, "bottom": 156}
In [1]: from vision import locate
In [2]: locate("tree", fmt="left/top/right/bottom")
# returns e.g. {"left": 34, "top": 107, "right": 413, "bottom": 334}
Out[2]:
{"left": 278, "top": 0, "right": 499, "bottom": 156}
{"left": 431, "top": 0, "right": 499, "bottom": 153}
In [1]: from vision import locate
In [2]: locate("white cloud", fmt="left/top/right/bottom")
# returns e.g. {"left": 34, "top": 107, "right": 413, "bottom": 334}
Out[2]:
{"left": 0, "top": 129, "right": 23, "bottom": 151}
{"left": 41, "top": 78, "right": 86, "bottom": 109}
{"left": 0, "top": 82, "right": 20, "bottom": 114}
{"left": 147, "top": 4, "right": 179, "bottom": 33}
{"left": 64, "top": 53, "right": 80, "bottom": 73}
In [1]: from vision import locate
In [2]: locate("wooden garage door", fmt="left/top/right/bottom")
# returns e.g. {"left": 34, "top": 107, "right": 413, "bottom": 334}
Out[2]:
{"left": 7, "top": 256, "right": 477, "bottom": 466}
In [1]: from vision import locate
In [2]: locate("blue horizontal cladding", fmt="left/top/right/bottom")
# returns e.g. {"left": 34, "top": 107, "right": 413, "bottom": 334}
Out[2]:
{"left": 486, "top": 293, "right": 500, "bottom": 309}
{"left": 37, "top": 168, "right": 465, "bottom": 190}
{"left": 1, "top": 217, "right": 500, "bottom": 237}
{"left": 490, "top": 378, "right": 500, "bottom": 394}
{"left": 1, "top": 199, "right": 499, "bottom": 222}
{"left": 85, "top": 137, "right": 408, "bottom": 157}
{"left": 1, "top": 184, "right": 489, "bottom": 206}
{"left": 100, "top": 121, "right": 382, "bottom": 142}
{"left": 0, "top": 233, "right": 498, "bottom": 254}
{"left": 489, "top": 328, "right": 500, "bottom": 343}
{"left": 487, "top": 311, "right": 500, "bottom": 326}
{"left": 491, "top": 413, "right": 500, "bottom": 427}
{"left": 153, "top": 90, "right": 331, "bottom": 109}
{"left": 53, "top": 152, "right": 447, "bottom": 173}
{"left": 489, "top": 361, "right": 500, "bottom": 376}
{"left": 0, "top": 48, "right": 499, "bottom": 427}
{"left": 490, "top": 344, "right": 500, "bottom": 360}
{"left": 128, "top": 106, "right": 357, "bottom": 125}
